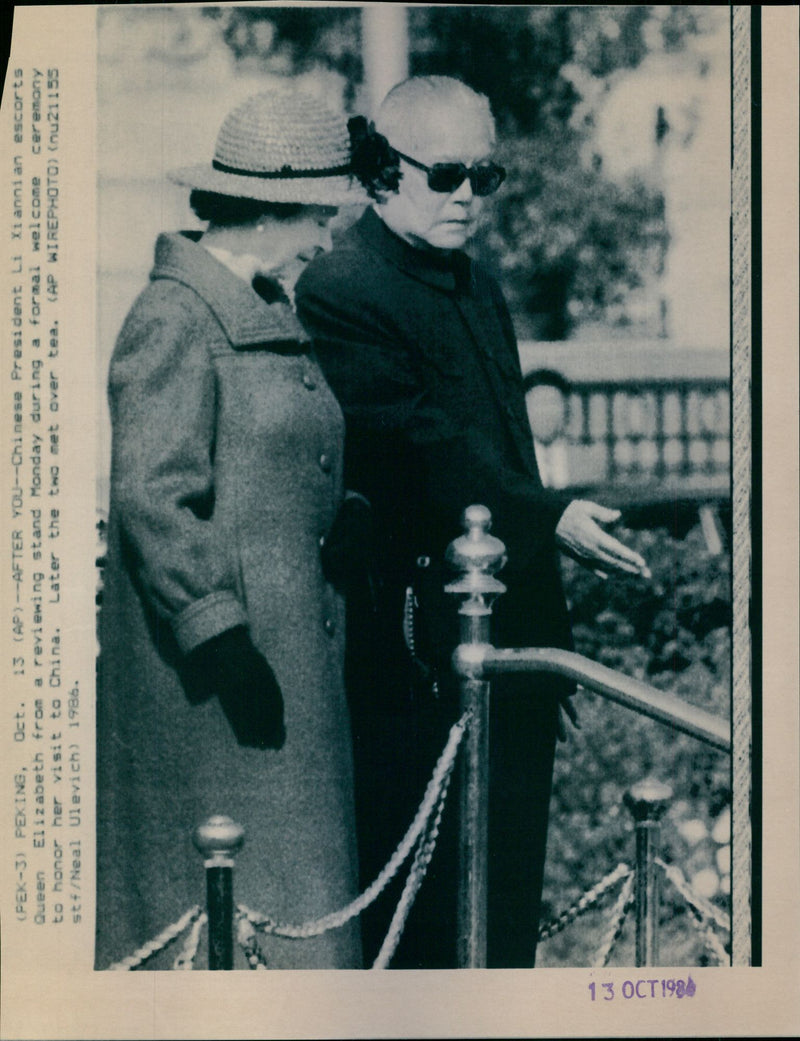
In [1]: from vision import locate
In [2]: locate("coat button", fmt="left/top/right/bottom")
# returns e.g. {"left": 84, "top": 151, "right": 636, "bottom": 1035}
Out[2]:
{"left": 324, "top": 617, "right": 336, "bottom": 636}
{"left": 302, "top": 372, "right": 317, "bottom": 390}
{"left": 319, "top": 453, "right": 332, "bottom": 473}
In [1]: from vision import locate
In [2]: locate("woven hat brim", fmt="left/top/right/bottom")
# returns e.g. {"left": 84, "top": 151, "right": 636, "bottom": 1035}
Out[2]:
{"left": 168, "top": 163, "right": 368, "bottom": 207}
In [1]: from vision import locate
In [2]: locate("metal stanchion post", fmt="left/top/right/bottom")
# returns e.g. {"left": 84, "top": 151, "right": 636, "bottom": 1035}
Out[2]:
{"left": 624, "top": 779, "right": 672, "bottom": 967}
{"left": 445, "top": 505, "right": 507, "bottom": 968}
{"left": 193, "top": 815, "right": 245, "bottom": 970}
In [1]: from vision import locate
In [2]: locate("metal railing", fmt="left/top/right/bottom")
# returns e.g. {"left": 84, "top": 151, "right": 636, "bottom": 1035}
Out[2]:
{"left": 107, "top": 504, "right": 732, "bottom": 970}
{"left": 445, "top": 503, "right": 731, "bottom": 967}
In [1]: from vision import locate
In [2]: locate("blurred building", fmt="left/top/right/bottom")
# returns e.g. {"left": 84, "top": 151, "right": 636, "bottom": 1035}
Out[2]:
{"left": 585, "top": 7, "right": 731, "bottom": 350}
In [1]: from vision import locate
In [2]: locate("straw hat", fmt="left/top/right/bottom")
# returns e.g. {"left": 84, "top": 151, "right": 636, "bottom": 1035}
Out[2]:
{"left": 168, "top": 87, "right": 368, "bottom": 206}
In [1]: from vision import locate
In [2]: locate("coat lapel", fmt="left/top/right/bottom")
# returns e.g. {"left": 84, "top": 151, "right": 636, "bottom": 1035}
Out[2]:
{"left": 152, "top": 232, "right": 309, "bottom": 349}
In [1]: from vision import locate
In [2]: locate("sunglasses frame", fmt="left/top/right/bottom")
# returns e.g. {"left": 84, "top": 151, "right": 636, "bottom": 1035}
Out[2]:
{"left": 392, "top": 148, "right": 506, "bottom": 197}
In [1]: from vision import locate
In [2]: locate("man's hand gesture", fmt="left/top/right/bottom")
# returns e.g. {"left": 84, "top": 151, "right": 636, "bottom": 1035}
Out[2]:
{"left": 555, "top": 500, "right": 651, "bottom": 580}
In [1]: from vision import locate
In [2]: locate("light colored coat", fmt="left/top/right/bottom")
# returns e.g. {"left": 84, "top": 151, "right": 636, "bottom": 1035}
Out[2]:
{"left": 96, "top": 232, "right": 361, "bottom": 969}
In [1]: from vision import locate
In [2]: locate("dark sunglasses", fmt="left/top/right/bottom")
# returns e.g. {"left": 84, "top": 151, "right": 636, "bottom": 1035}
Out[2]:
{"left": 393, "top": 148, "right": 506, "bottom": 197}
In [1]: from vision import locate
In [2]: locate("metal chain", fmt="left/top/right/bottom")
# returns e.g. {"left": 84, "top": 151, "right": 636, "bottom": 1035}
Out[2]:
{"left": 656, "top": 858, "right": 731, "bottom": 933}
{"left": 656, "top": 857, "right": 730, "bottom": 965}
{"left": 592, "top": 874, "right": 635, "bottom": 968}
{"left": 690, "top": 917, "right": 731, "bottom": 966}
{"left": 236, "top": 912, "right": 269, "bottom": 970}
{"left": 173, "top": 911, "right": 207, "bottom": 970}
{"left": 538, "top": 863, "right": 632, "bottom": 942}
{"left": 240, "top": 711, "right": 471, "bottom": 940}
{"left": 704, "top": 924, "right": 731, "bottom": 966}
{"left": 664, "top": 883, "right": 730, "bottom": 966}
{"left": 106, "top": 905, "right": 203, "bottom": 970}
{"left": 372, "top": 755, "right": 456, "bottom": 968}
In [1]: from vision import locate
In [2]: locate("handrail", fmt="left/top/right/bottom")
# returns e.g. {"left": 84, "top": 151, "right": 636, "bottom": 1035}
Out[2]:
{"left": 445, "top": 504, "right": 732, "bottom": 967}
{"left": 452, "top": 644, "right": 731, "bottom": 753}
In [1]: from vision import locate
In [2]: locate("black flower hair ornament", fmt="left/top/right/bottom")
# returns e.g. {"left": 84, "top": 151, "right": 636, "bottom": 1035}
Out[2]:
{"left": 348, "top": 115, "right": 402, "bottom": 199}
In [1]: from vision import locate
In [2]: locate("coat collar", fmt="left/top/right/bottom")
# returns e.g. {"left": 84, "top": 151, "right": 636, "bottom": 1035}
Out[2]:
{"left": 353, "top": 207, "right": 472, "bottom": 293}
{"left": 151, "top": 232, "right": 309, "bottom": 348}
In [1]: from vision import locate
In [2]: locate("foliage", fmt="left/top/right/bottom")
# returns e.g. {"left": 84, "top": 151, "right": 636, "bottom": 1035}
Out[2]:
{"left": 201, "top": 6, "right": 362, "bottom": 88}
{"left": 476, "top": 136, "right": 664, "bottom": 339}
{"left": 538, "top": 522, "right": 732, "bottom": 966}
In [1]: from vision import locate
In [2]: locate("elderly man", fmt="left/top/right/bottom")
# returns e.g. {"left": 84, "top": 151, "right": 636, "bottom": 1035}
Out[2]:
{"left": 296, "top": 75, "right": 648, "bottom": 969}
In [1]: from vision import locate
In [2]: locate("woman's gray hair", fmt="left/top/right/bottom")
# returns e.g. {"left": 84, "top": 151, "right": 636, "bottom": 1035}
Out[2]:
{"left": 375, "top": 76, "right": 496, "bottom": 153}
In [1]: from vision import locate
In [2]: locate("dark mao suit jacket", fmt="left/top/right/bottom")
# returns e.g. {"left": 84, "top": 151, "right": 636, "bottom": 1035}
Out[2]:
{"left": 296, "top": 206, "right": 574, "bottom": 968}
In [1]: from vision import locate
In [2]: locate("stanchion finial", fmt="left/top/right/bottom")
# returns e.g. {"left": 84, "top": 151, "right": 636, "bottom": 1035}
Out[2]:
{"left": 624, "top": 779, "right": 673, "bottom": 822}
{"left": 446, "top": 505, "right": 507, "bottom": 575}
{"left": 193, "top": 815, "right": 245, "bottom": 864}
{"left": 444, "top": 505, "right": 507, "bottom": 609}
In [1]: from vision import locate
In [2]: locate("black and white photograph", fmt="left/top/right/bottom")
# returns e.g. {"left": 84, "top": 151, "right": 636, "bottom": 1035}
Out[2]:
{"left": 1, "top": 3, "right": 798, "bottom": 1038}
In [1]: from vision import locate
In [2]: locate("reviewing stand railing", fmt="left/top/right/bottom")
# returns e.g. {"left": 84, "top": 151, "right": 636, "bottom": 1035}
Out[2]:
{"left": 446, "top": 504, "right": 731, "bottom": 968}
{"left": 109, "top": 504, "right": 732, "bottom": 970}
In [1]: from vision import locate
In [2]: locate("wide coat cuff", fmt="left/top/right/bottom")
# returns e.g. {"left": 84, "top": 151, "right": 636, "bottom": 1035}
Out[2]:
{"left": 172, "top": 591, "right": 248, "bottom": 656}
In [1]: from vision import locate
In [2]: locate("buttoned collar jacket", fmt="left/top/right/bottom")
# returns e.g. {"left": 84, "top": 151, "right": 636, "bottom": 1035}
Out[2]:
{"left": 296, "top": 207, "right": 574, "bottom": 968}
{"left": 97, "top": 232, "right": 360, "bottom": 969}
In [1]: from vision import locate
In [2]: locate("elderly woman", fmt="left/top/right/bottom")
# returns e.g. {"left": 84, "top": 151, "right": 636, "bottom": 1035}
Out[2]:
{"left": 96, "top": 88, "right": 368, "bottom": 970}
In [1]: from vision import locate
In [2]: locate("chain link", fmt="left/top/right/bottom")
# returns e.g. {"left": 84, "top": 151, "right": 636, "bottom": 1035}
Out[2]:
{"left": 372, "top": 755, "right": 456, "bottom": 968}
{"left": 593, "top": 874, "right": 635, "bottom": 968}
{"left": 656, "top": 857, "right": 730, "bottom": 965}
{"left": 704, "top": 925, "right": 731, "bottom": 966}
{"left": 538, "top": 863, "right": 632, "bottom": 942}
{"left": 656, "top": 858, "right": 731, "bottom": 933}
{"left": 240, "top": 711, "right": 471, "bottom": 941}
{"left": 237, "top": 912, "right": 269, "bottom": 970}
{"left": 173, "top": 911, "right": 207, "bottom": 970}
{"left": 690, "top": 917, "right": 731, "bottom": 966}
{"left": 106, "top": 905, "right": 203, "bottom": 970}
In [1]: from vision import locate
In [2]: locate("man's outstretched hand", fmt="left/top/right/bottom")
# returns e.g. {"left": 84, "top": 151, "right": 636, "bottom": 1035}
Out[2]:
{"left": 555, "top": 500, "right": 651, "bottom": 580}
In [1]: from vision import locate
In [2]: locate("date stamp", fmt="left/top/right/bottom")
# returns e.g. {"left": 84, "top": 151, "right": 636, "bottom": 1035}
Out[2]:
{"left": 588, "top": 977, "right": 696, "bottom": 1001}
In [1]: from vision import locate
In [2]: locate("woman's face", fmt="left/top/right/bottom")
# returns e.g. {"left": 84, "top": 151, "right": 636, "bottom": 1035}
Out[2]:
{"left": 258, "top": 205, "right": 338, "bottom": 292}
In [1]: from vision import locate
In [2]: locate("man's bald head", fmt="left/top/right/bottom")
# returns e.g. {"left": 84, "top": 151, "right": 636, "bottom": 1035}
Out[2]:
{"left": 375, "top": 76, "right": 496, "bottom": 157}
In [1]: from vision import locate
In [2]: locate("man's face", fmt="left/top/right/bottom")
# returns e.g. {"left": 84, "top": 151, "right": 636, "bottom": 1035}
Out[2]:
{"left": 377, "top": 103, "right": 496, "bottom": 252}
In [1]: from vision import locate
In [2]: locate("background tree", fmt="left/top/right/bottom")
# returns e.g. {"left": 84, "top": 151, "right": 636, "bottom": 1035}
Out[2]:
{"left": 410, "top": 6, "right": 705, "bottom": 338}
